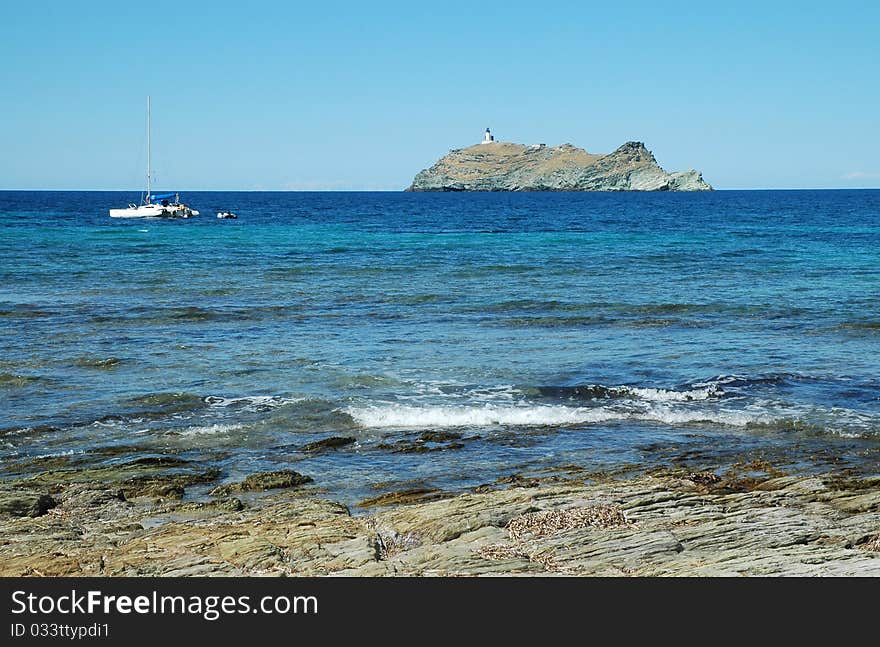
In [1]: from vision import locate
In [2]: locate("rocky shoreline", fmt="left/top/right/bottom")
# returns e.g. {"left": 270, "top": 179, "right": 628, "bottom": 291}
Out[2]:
{"left": 2, "top": 459, "right": 878, "bottom": 576}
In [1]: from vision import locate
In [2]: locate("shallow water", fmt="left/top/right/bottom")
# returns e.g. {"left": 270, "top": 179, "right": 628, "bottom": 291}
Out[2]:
{"left": 1, "top": 190, "right": 879, "bottom": 506}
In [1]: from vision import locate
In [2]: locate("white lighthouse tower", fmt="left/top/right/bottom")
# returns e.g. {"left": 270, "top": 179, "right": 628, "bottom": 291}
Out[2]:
{"left": 481, "top": 127, "right": 495, "bottom": 144}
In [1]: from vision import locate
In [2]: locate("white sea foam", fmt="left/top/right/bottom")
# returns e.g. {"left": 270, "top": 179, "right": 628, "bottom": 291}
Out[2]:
{"left": 344, "top": 403, "right": 764, "bottom": 430}
{"left": 33, "top": 449, "right": 84, "bottom": 459}
{"left": 405, "top": 382, "right": 520, "bottom": 401}
{"left": 749, "top": 402, "right": 880, "bottom": 439}
{"left": 346, "top": 404, "right": 622, "bottom": 428}
{"left": 635, "top": 406, "right": 768, "bottom": 427}
{"left": 691, "top": 375, "right": 747, "bottom": 388}
{"left": 204, "top": 395, "right": 300, "bottom": 411}
{"left": 620, "top": 384, "right": 723, "bottom": 402}
{"left": 178, "top": 423, "right": 243, "bottom": 436}
{"left": 405, "top": 380, "right": 722, "bottom": 405}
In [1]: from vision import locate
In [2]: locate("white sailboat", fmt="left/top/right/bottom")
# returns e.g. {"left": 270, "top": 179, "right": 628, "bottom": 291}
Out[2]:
{"left": 109, "top": 97, "right": 199, "bottom": 219}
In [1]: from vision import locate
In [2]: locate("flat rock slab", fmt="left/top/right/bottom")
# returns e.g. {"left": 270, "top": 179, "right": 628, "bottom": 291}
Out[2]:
{"left": 0, "top": 489, "right": 57, "bottom": 517}
{"left": 1, "top": 472, "right": 878, "bottom": 576}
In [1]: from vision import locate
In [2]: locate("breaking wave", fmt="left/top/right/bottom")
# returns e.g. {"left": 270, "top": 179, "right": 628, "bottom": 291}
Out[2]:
{"left": 344, "top": 403, "right": 768, "bottom": 430}
{"left": 536, "top": 383, "right": 723, "bottom": 402}
{"left": 342, "top": 373, "right": 880, "bottom": 437}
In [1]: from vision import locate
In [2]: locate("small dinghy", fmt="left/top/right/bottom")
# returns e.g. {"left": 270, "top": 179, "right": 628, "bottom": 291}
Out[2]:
{"left": 217, "top": 211, "right": 238, "bottom": 219}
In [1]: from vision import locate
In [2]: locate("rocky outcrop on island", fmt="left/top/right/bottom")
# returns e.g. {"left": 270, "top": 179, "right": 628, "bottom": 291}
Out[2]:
{"left": 408, "top": 141, "right": 712, "bottom": 192}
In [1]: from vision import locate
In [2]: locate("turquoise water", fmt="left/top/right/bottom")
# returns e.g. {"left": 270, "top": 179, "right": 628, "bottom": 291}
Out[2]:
{"left": 1, "top": 190, "right": 879, "bottom": 504}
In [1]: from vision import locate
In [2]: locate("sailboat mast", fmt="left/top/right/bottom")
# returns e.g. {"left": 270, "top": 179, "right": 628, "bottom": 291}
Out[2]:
{"left": 146, "top": 95, "right": 151, "bottom": 203}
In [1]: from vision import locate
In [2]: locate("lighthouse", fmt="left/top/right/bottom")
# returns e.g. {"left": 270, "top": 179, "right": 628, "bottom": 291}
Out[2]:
{"left": 481, "top": 127, "right": 495, "bottom": 144}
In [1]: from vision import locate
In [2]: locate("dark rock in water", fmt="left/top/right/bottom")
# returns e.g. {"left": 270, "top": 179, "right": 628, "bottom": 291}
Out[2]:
{"left": 377, "top": 430, "right": 471, "bottom": 454}
{"left": 73, "top": 356, "right": 122, "bottom": 370}
{"left": 301, "top": 436, "right": 356, "bottom": 452}
{"left": 121, "top": 468, "right": 221, "bottom": 500}
{"left": 242, "top": 470, "right": 312, "bottom": 490}
{"left": 495, "top": 473, "right": 541, "bottom": 488}
{"left": 0, "top": 490, "right": 57, "bottom": 517}
{"left": 377, "top": 440, "right": 465, "bottom": 454}
{"left": 121, "top": 456, "right": 191, "bottom": 468}
{"left": 368, "top": 478, "right": 433, "bottom": 492}
{"left": 12, "top": 463, "right": 220, "bottom": 500}
{"left": 357, "top": 487, "right": 451, "bottom": 508}
{"left": 210, "top": 470, "right": 313, "bottom": 496}
{"left": 408, "top": 140, "right": 712, "bottom": 192}
{"left": 418, "top": 431, "right": 463, "bottom": 443}
{"left": 241, "top": 470, "right": 312, "bottom": 491}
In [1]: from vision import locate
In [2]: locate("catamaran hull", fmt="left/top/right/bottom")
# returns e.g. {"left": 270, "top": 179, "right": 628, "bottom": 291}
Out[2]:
{"left": 108, "top": 205, "right": 200, "bottom": 218}
{"left": 109, "top": 206, "right": 166, "bottom": 218}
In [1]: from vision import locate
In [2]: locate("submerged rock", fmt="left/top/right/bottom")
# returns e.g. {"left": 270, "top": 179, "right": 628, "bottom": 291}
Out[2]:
{"left": 418, "top": 431, "right": 464, "bottom": 443}
{"left": 301, "top": 436, "right": 356, "bottom": 453}
{"left": 407, "top": 140, "right": 712, "bottom": 192}
{"left": 210, "top": 469, "right": 313, "bottom": 496}
{"left": 121, "top": 469, "right": 221, "bottom": 500}
{"left": 13, "top": 462, "right": 222, "bottom": 503}
{"left": 121, "top": 456, "right": 192, "bottom": 468}
{"left": 377, "top": 430, "right": 470, "bottom": 454}
{"left": 358, "top": 487, "right": 451, "bottom": 508}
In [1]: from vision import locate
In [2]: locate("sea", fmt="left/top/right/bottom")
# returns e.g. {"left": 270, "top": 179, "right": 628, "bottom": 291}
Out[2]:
{"left": 1, "top": 190, "right": 879, "bottom": 506}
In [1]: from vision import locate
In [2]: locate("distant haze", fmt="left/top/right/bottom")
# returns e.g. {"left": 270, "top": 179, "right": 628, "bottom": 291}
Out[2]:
{"left": 1, "top": 1, "right": 878, "bottom": 190}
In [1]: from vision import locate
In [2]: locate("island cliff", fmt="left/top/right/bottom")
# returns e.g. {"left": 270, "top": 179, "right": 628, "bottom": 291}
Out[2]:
{"left": 407, "top": 140, "right": 712, "bottom": 192}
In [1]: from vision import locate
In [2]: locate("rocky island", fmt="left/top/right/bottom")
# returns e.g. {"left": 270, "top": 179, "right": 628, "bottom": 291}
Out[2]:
{"left": 408, "top": 131, "right": 712, "bottom": 192}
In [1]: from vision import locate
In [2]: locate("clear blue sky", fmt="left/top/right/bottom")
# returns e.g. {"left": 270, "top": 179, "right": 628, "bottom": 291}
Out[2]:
{"left": 2, "top": 1, "right": 878, "bottom": 190}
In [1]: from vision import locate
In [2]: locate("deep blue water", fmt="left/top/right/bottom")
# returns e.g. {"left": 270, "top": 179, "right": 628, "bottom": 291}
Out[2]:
{"left": 1, "top": 190, "right": 879, "bottom": 504}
